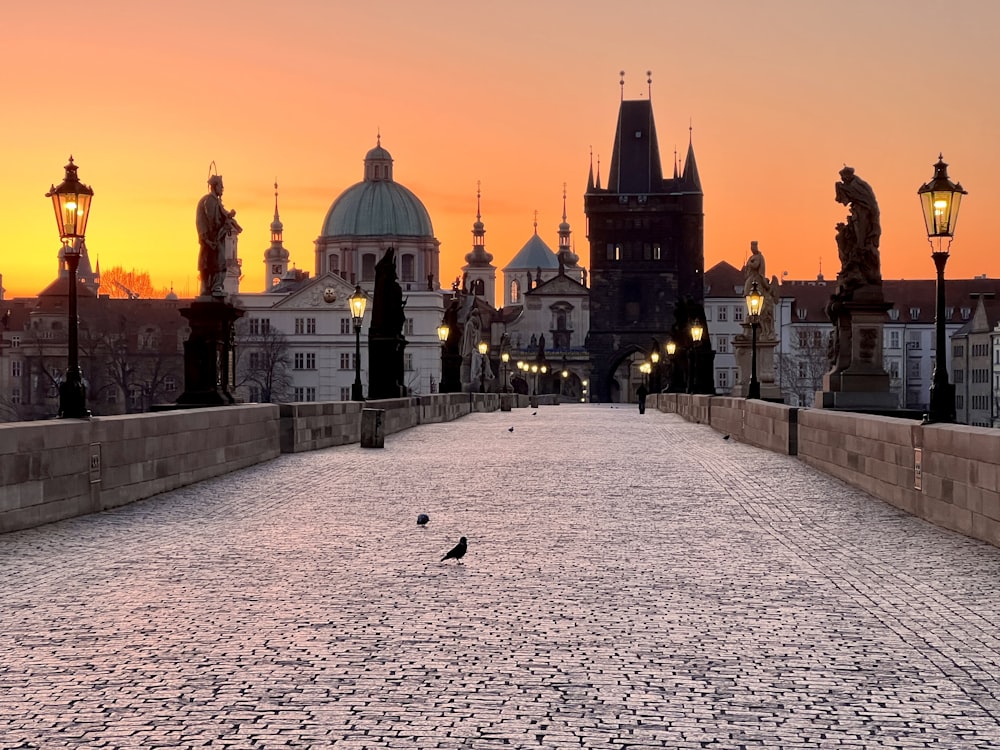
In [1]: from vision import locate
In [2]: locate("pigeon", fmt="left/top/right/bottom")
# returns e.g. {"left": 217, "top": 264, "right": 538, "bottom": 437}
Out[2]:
{"left": 722, "top": 434, "right": 731, "bottom": 441}
{"left": 416, "top": 513, "right": 430, "bottom": 527}
{"left": 441, "top": 536, "right": 468, "bottom": 563}
{"left": 508, "top": 426, "right": 514, "bottom": 432}
{"left": 532, "top": 411, "right": 538, "bottom": 416}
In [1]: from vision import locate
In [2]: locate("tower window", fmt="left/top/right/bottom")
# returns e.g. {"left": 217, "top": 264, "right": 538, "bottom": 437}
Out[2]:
{"left": 362, "top": 254, "right": 376, "bottom": 282}
{"left": 510, "top": 279, "right": 521, "bottom": 304}
{"left": 329, "top": 254, "right": 339, "bottom": 273}
{"left": 401, "top": 254, "right": 415, "bottom": 282}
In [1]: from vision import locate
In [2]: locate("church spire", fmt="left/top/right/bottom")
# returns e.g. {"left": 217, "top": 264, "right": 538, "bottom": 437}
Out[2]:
{"left": 681, "top": 125, "right": 702, "bottom": 193}
{"left": 587, "top": 146, "right": 595, "bottom": 192}
{"left": 464, "top": 181, "right": 494, "bottom": 266}
{"left": 557, "top": 182, "right": 579, "bottom": 269}
{"left": 264, "top": 179, "right": 291, "bottom": 290}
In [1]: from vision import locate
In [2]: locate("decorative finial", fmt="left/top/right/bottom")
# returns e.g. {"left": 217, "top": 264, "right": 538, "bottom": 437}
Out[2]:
{"left": 619, "top": 70, "right": 625, "bottom": 100}
{"left": 562, "top": 182, "right": 568, "bottom": 220}
{"left": 376, "top": 127, "right": 381, "bottom": 147}
{"left": 533, "top": 210, "right": 538, "bottom": 234}
{"left": 476, "top": 180, "right": 482, "bottom": 221}
{"left": 647, "top": 70, "right": 652, "bottom": 99}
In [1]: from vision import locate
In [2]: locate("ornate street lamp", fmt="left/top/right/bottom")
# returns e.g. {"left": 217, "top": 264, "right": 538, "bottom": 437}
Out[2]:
{"left": 650, "top": 339, "right": 661, "bottom": 392}
{"left": 47, "top": 157, "right": 93, "bottom": 419}
{"left": 639, "top": 360, "right": 652, "bottom": 389}
{"left": 349, "top": 285, "right": 367, "bottom": 400}
{"left": 745, "top": 280, "right": 765, "bottom": 399}
{"left": 501, "top": 348, "right": 510, "bottom": 393}
{"left": 477, "top": 340, "right": 489, "bottom": 392}
{"left": 688, "top": 321, "right": 704, "bottom": 394}
{"left": 918, "top": 155, "right": 966, "bottom": 423}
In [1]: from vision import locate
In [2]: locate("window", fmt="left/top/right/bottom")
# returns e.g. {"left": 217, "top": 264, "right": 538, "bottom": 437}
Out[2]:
{"left": 329, "top": 254, "right": 339, "bottom": 274}
{"left": 797, "top": 330, "right": 809, "bottom": 348}
{"left": 888, "top": 331, "right": 901, "bottom": 349}
{"left": 340, "top": 387, "right": 352, "bottom": 401}
{"left": 404, "top": 353, "right": 414, "bottom": 371}
{"left": 249, "top": 317, "right": 271, "bottom": 335}
{"left": 733, "top": 306, "right": 744, "bottom": 323}
{"left": 907, "top": 358, "right": 921, "bottom": 379}
{"left": 957, "top": 395, "right": 964, "bottom": 410}
{"left": 248, "top": 386, "right": 261, "bottom": 402}
{"left": 361, "top": 254, "right": 376, "bottom": 281}
{"left": 106, "top": 389, "right": 117, "bottom": 404}
{"left": 906, "top": 332, "right": 920, "bottom": 350}
{"left": 945, "top": 306, "right": 954, "bottom": 320}
{"left": 954, "top": 344, "right": 964, "bottom": 357}
{"left": 11, "top": 387, "right": 20, "bottom": 404}
{"left": 961, "top": 307, "right": 971, "bottom": 320}
{"left": 888, "top": 308, "right": 900, "bottom": 321}
{"left": 307, "top": 318, "right": 316, "bottom": 334}
{"left": 401, "top": 254, "right": 415, "bottom": 282}
{"left": 340, "top": 353, "right": 353, "bottom": 369}
{"left": 306, "top": 387, "right": 316, "bottom": 402}
{"left": 11, "top": 361, "right": 21, "bottom": 377}
{"left": 294, "top": 387, "right": 305, "bottom": 401}
{"left": 510, "top": 279, "right": 521, "bottom": 304}
{"left": 888, "top": 359, "right": 900, "bottom": 378}
{"left": 405, "top": 318, "right": 414, "bottom": 336}
{"left": 164, "top": 376, "right": 176, "bottom": 392}
{"left": 293, "top": 353, "right": 316, "bottom": 370}
{"left": 797, "top": 362, "right": 808, "bottom": 378}
{"left": 295, "top": 318, "right": 305, "bottom": 335}
{"left": 248, "top": 351, "right": 261, "bottom": 370}
{"left": 717, "top": 370, "right": 729, "bottom": 388}
{"left": 340, "top": 317, "right": 352, "bottom": 335}
{"left": 10, "top": 335, "right": 20, "bottom": 348}
{"left": 653, "top": 244, "right": 661, "bottom": 261}
{"left": 909, "top": 307, "right": 920, "bottom": 320}
{"left": 717, "top": 306, "right": 728, "bottom": 322}
{"left": 715, "top": 335, "right": 729, "bottom": 353}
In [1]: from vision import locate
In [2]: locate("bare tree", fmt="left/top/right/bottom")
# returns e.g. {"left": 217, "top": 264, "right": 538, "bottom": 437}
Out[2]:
{"left": 234, "top": 319, "right": 292, "bottom": 403}
{"left": 777, "top": 324, "right": 832, "bottom": 407}
{"left": 99, "top": 267, "right": 170, "bottom": 300}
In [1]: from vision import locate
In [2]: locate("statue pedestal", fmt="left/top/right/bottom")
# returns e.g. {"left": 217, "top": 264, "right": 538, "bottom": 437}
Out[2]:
{"left": 816, "top": 290, "right": 898, "bottom": 411}
{"left": 175, "top": 299, "right": 244, "bottom": 407}
{"left": 733, "top": 331, "right": 783, "bottom": 400}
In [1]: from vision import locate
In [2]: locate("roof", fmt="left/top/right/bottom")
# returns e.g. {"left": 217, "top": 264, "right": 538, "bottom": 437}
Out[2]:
{"left": 321, "top": 179, "right": 434, "bottom": 238}
{"left": 503, "top": 233, "right": 559, "bottom": 272}
{"left": 704, "top": 261, "right": 744, "bottom": 296}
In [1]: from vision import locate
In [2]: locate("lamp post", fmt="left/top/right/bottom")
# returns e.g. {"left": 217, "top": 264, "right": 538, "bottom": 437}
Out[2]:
{"left": 649, "top": 340, "right": 661, "bottom": 393}
{"left": 688, "top": 321, "right": 704, "bottom": 394}
{"left": 501, "top": 348, "right": 510, "bottom": 393}
{"left": 349, "top": 285, "right": 367, "bottom": 400}
{"left": 560, "top": 358, "right": 569, "bottom": 400}
{"left": 745, "top": 280, "right": 764, "bottom": 399}
{"left": 639, "top": 361, "right": 651, "bottom": 390}
{"left": 665, "top": 340, "right": 677, "bottom": 392}
{"left": 437, "top": 321, "right": 449, "bottom": 394}
{"left": 477, "top": 340, "right": 489, "bottom": 392}
{"left": 919, "top": 154, "right": 966, "bottom": 424}
{"left": 47, "top": 157, "right": 93, "bottom": 419}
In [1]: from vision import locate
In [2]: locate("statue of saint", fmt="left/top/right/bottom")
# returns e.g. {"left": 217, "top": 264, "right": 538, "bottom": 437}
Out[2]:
{"left": 196, "top": 175, "right": 242, "bottom": 298}
{"left": 834, "top": 166, "right": 881, "bottom": 292}
{"left": 741, "top": 241, "right": 779, "bottom": 340}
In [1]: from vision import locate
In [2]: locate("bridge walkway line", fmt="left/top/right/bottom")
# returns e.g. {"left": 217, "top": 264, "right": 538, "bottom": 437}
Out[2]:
{"left": 1, "top": 404, "right": 999, "bottom": 748}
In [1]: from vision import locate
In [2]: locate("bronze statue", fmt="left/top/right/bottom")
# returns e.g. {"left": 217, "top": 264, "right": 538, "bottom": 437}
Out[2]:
{"left": 834, "top": 166, "right": 881, "bottom": 295}
{"left": 196, "top": 175, "right": 242, "bottom": 298}
{"left": 741, "top": 241, "right": 779, "bottom": 340}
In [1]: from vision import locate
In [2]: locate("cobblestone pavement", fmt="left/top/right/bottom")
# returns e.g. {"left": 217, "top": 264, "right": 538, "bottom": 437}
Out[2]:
{"left": 2, "top": 406, "right": 1000, "bottom": 749}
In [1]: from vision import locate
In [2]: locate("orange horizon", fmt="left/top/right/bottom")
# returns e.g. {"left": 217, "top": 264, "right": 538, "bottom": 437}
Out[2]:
{"left": 4, "top": 2, "right": 999, "bottom": 300}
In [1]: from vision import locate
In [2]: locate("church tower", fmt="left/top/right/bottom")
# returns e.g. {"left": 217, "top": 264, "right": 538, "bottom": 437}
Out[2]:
{"left": 264, "top": 181, "right": 291, "bottom": 290}
{"left": 585, "top": 72, "right": 704, "bottom": 402}
{"left": 461, "top": 184, "right": 496, "bottom": 306}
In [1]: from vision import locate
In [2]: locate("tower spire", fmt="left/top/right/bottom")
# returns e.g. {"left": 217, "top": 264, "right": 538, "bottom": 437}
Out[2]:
{"left": 647, "top": 70, "right": 652, "bottom": 100}
{"left": 619, "top": 70, "right": 625, "bottom": 101}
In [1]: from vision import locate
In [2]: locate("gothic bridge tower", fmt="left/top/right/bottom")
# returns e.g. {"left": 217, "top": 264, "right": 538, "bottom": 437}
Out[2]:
{"left": 585, "top": 72, "right": 704, "bottom": 403}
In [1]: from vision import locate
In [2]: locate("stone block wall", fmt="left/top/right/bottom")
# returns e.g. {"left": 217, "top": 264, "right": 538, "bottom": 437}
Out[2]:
{"left": 658, "top": 393, "right": 1000, "bottom": 548}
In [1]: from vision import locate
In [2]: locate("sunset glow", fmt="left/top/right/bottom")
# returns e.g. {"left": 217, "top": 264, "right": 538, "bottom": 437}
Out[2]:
{"left": 4, "top": 1, "right": 999, "bottom": 299}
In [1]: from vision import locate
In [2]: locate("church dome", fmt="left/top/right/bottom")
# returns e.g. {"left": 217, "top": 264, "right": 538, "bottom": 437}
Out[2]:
{"left": 320, "top": 137, "right": 434, "bottom": 238}
{"left": 321, "top": 181, "right": 433, "bottom": 237}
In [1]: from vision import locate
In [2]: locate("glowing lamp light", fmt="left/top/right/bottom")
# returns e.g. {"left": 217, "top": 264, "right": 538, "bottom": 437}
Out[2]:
{"left": 918, "top": 154, "right": 967, "bottom": 242}
{"left": 745, "top": 280, "right": 765, "bottom": 319}
{"left": 46, "top": 156, "right": 93, "bottom": 246}
{"left": 478, "top": 341, "right": 488, "bottom": 356}
{"left": 690, "top": 322, "right": 704, "bottom": 343}
{"left": 501, "top": 351, "right": 510, "bottom": 363}
{"left": 437, "top": 323, "right": 450, "bottom": 342}
{"left": 666, "top": 341, "right": 677, "bottom": 356}
{"left": 349, "top": 285, "right": 368, "bottom": 327}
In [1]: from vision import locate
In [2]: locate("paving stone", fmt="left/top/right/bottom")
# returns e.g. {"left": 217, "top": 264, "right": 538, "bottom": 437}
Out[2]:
{"left": 1, "top": 406, "right": 999, "bottom": 748}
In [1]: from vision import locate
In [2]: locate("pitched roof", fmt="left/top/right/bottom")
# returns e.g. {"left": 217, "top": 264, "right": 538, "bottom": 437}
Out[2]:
{"left": 503, "top": 233, "right": 559, "bottom": 272}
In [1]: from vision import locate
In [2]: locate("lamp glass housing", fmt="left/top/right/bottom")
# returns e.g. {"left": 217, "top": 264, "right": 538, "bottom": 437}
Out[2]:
{"left": 47, "top": 157, "right": 93, "bottom": 241}
{"left": 918, "top": 155, "right": 967, "bottom": 239}
{"left": 478, "top": 341, "right": 488, "bottom": 355}
{"left": 437, "top": 323, "right": 450, "bottom": 342}
{"left": 745, "top": 281, "right": 765, "bottom": 318}
{"left": 349, "top": 286, "right": 367, "bottom": 325}
{"left": 690, "top": 322, "right": 704, "bottom": 342}
{"left": 666, "top": 341, "right": 676, "bottom": 356}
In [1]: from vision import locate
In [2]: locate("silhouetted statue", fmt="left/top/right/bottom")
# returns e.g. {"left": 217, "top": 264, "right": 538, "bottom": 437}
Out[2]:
{"left": 368, "top": 248, "right": 407, "bottom": 399}
{"left": 741, "top": 241, "right": 779, "bottom": 340}
{"left": 834, "top": 166, "right": 882, "bottom": 296}
{"left": 196, "top": 175, "right": 241, "bottom": 298}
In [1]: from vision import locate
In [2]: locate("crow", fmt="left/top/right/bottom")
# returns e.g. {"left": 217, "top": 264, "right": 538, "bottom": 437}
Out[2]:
{"left": 417, "top": 513, "right": 430, "bottom": 527}
{"left": 722, "top": 434, "right": 731, "bottom": 441}
{"left": 441, "top": 536, "right": 467, "bottom": 563}
{"left": 532, "top": 411, "right": 537, "bottom": 416}
{"left": 508, "top": 426, "right": 514, "bottom": 432}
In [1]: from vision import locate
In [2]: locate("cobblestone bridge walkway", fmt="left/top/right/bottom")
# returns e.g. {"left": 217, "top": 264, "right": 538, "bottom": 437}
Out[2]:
{"left": 2, "top": 405, "right": 1000, "bottom": 749}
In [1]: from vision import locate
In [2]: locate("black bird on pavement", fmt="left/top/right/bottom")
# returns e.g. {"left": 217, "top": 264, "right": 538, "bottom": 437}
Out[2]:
{"left": 508, "top": 426, "right": 514, "bottom": 432}
{"left": 417, "top": 513, "right": 430, "bottom": 527}
{"left": 723, "top": 434, "right": 731, "bottom": 441}
{"left": 532, "top": 411, "right": 537, "bottom": 416}
{"left": 441, "top": 536, "right": 467, "bottom": 563}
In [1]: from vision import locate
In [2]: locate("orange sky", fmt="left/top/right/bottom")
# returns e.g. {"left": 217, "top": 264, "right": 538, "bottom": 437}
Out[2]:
{"left": 4, "top": 1, "right": 998, "bottom": 300}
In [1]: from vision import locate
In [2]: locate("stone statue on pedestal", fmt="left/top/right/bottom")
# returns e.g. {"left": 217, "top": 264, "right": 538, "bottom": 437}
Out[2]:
{"left": 196, "top": 175, "right": 242, "bottom": 299}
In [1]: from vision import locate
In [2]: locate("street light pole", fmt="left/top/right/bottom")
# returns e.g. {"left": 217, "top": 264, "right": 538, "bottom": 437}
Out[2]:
{"left": 47, "top": 157, "right": 93, "bottom": 419}
{"left": 350, "top": 285, "right": 367, "bottom": 401}
{"left": 918, "top": 155, "right": 966, "bottom": 424}
{"left": 477, "top": 340, "right": 488, "bottom": 392}
{"left": 688, "top": 321, "right": 704, "bottom": 394}
{"left": 745, "top": 280, "right": 764, "bottom": 399}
